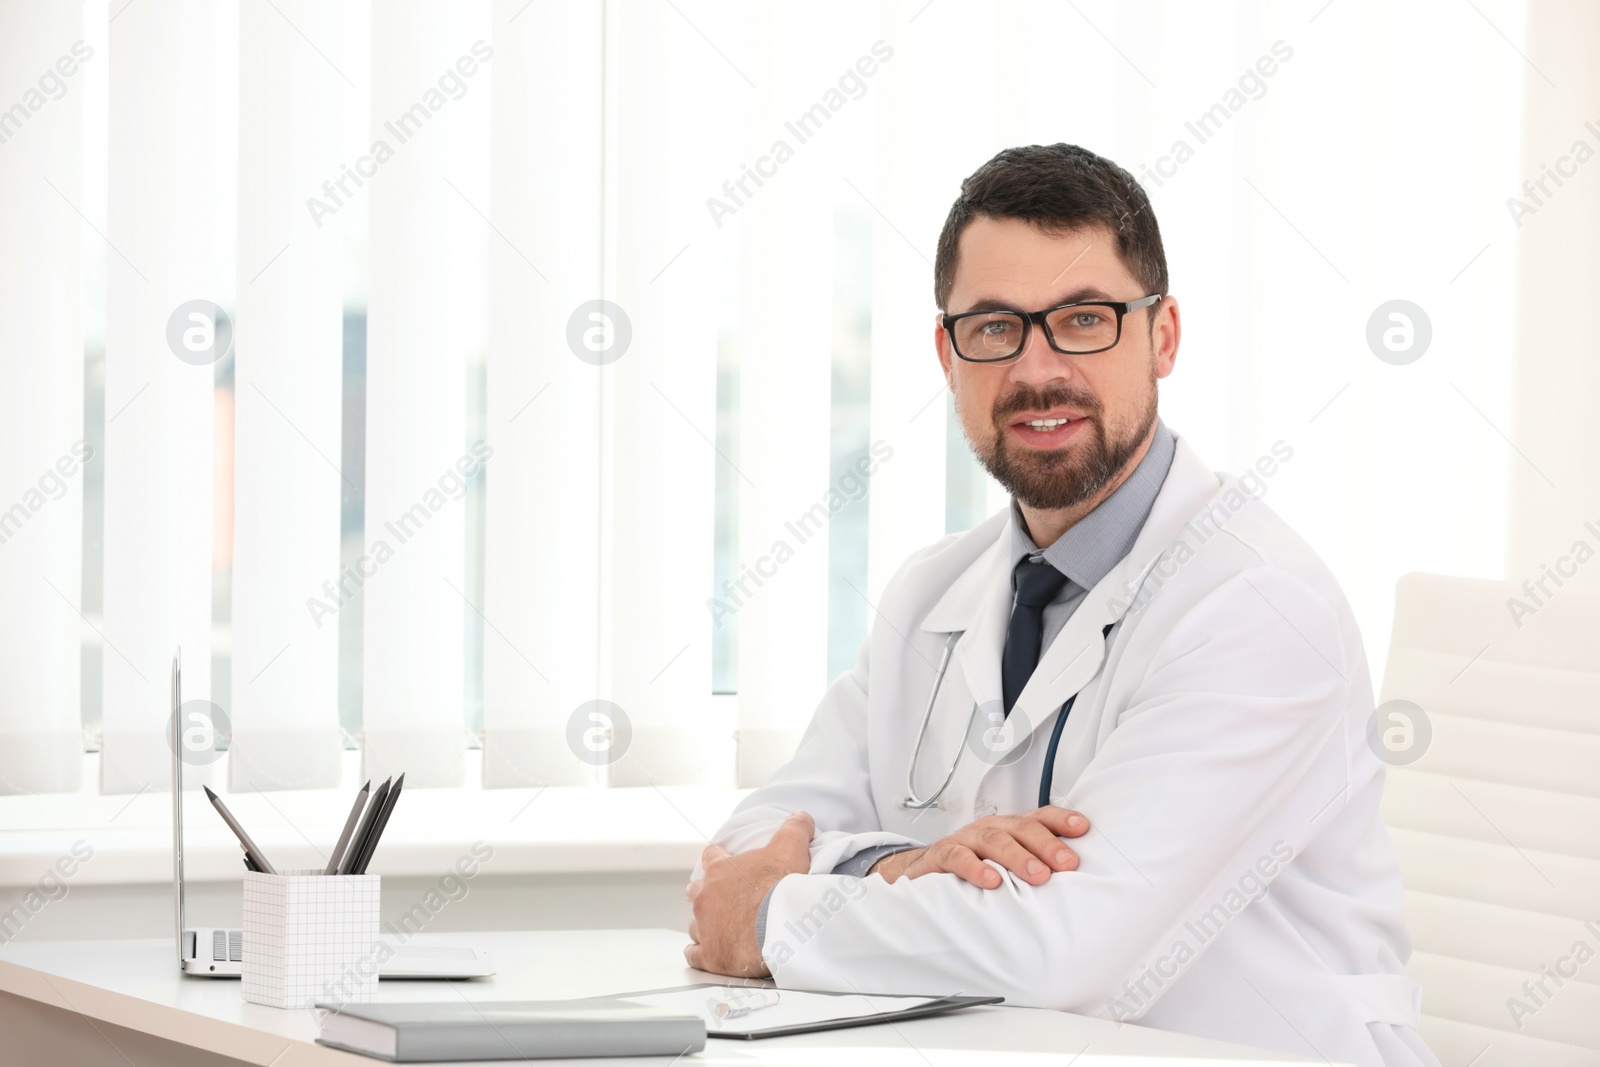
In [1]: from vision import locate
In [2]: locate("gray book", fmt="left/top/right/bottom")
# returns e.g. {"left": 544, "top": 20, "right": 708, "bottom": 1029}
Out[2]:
{"left": 315, "top": 1000, "right": 706, "bottom": 1062}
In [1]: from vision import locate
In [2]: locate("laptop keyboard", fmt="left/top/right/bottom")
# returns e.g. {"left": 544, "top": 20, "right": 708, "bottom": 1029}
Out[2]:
{"left": 211, "top": 929, "right": 243, "bottom": 962}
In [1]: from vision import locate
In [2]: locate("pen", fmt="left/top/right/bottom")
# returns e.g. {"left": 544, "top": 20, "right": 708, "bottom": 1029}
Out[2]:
{"left": 203, "top": 786, "right": 277, "bottom": 875}
{"left": 324, "top": 780, "right": 372, "bottom": 875}
{"left": 351, "top": 772, "right": 403, "bottom": 875}
{"left": 709, "top": 989, "right": 780, "bottom": 1020}
{"left": 338, "top": 776, "right": 391, "bottom": 875}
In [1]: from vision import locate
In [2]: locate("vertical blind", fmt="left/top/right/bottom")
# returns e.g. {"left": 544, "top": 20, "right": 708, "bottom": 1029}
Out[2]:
{"left": 480, "top": 0, "right": 605, "bottom": 789}
{"left": 230, "top": 0, "right": 344, "bottom": 791}
{"left": 728, "top": 6, "right": 844, "bottom": 786}
{"left": 0, "top": 0, "right": 1551, "bottom": 798}
{"left": 0, "top": 1, "right": 85, "bottom": 795}
{"left": 360, "top": 0, "right": 491, "bottom": 787}
{"left": 99, "top": 0, "right": 221, "bottom": 795}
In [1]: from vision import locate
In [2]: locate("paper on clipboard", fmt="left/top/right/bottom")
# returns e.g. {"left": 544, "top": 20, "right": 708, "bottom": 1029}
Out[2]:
{"left": 612, "top": 985, "right": 999, "bottom": 1038}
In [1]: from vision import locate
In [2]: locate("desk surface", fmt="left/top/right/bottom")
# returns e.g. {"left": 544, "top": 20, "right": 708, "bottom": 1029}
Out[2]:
{"left": 0, "top": 929, "right": 1321, "bottom": 1066}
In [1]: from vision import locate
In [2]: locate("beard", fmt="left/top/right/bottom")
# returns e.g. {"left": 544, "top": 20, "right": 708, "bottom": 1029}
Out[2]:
{"left": 968, "top": 377, "right": 1157, "bottom": 511}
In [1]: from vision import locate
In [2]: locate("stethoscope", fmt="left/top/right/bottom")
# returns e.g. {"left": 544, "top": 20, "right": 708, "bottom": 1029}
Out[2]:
{"left": 902, "top": 622, "right": 1115, "bottom": 812}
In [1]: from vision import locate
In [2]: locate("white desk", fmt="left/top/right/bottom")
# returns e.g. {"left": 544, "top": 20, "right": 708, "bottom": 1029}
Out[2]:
{"left": 0, "top": 929, "right": 1327, "bottom": 1066}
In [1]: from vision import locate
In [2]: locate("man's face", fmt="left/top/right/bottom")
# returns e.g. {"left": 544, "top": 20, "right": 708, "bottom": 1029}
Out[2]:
{"left": 935, "top": 217, "right": 1179, "bottom": 512}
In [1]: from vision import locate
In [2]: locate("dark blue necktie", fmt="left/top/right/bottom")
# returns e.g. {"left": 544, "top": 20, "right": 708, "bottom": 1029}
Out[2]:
{"left": 1002, "top": 557, "right": 1069, "bottom": 717}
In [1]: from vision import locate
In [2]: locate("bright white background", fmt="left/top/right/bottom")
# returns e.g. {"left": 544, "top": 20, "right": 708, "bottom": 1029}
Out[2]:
{"left": 1, "top": 0, "right": 1596, "bottom": 957}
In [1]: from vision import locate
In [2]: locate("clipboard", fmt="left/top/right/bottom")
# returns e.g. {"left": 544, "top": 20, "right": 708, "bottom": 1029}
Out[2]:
{"left": 598, "top": 983, "right": 1004, "bottom": 1040}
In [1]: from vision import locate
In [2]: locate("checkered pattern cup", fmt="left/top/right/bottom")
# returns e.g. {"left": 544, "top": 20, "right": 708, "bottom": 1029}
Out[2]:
{"left": 241, "top": 869, "right": 380, "bottom": 1009}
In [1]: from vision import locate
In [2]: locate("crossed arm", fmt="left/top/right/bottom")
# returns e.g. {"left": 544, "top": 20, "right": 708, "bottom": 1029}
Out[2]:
{"left": 684, "top": 804, "right": 1091, "bottom": 976}
{"left": 683, "top": 567, "right": 1361, "bottom": 1005}
{"left": 683, "top": 576, "right": 1096, "bottom": 976}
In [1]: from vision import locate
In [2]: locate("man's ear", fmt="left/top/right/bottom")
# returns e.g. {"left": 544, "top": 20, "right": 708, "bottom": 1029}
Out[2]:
{"left": 933, "top": 315, "right": 956, "bottom": 390}
{"left": 1153, "top": 296, "right": 1180, "bottom": 379}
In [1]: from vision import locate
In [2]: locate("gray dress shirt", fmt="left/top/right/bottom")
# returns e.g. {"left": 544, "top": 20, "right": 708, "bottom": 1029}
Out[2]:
{"left": 754, "top": 419, "right": 1177, "bottom": 947}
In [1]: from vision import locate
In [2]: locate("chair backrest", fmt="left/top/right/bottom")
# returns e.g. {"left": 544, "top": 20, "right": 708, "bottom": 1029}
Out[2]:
{"left": 1379, "top": 571, "right": 1600, "bottom": 1067}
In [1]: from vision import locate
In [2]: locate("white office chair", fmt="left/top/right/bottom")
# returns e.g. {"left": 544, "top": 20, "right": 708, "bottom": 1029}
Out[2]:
{"left": 1378, "top": 571, "right": 1600, "bottom": 1066}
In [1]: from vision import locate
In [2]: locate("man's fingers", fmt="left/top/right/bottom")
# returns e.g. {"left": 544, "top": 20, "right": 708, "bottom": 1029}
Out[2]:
{"left": 1008, "top": 819, "right": 1080, "bottom": 871}
{"left": 687, "top": 918, "right": 700, "bottom": 943}
{"left": 768, "top": 810, "right": 816, "bottom": 862}
{"left": 926, "top": 842, "right": 1000, "bottom": 888}
{"left": 685, "top": 879, "right": 703, "bottom": 904}
{"left": 700, "top": 843, "right": 732, "bottom": 868}
{"left": 901, "top": 810, "right": 1091, "bottom": 889}
{"left": 970, "top": 826, "right": 1052, "bottom": 884}
{"left": 773, "top": 809, "right": 815, "bottom": 839}
{"left": 1031, "top": 805, "right": 1090, "bottom": 838}
{"left": 684, "top": 942, "right": 704, "bottom": 971}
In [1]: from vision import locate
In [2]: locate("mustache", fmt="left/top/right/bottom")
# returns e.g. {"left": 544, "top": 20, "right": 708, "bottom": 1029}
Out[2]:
{"left": 992, "top": 384, "right": 1102, "bottom": 422}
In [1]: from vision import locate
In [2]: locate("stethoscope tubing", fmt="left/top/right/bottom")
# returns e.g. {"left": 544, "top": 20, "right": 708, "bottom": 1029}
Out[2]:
{"left": 901, "top": 632, "right": 967, "bottom": 810}
{"left": 902, "top": 623, "right": 1115, "bottom": 812}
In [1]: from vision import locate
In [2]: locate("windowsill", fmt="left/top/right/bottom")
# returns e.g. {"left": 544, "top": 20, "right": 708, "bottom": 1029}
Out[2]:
{"left": 0, "top": 752, "right": 751, "bottom": 887}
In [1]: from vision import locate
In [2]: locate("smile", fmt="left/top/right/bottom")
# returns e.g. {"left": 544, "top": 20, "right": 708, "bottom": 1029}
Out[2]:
{"left": 1006, "top": 414, "right": 1087, "bottom": 447}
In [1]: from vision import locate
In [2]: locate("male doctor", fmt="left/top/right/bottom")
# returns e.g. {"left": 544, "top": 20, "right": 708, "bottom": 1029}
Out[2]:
{"left": 685, "top": 143, "right": 1438, "bottom": 1067}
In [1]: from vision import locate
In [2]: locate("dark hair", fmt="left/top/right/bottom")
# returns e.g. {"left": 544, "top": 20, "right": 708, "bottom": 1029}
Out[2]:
{"left": 933, "top": 143, "right": 1168, "bottom": 312}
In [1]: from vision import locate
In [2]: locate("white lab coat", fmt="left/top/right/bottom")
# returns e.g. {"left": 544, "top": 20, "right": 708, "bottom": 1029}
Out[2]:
{"left": 708, "top": 434, "right": 1440, "bottom": 1067}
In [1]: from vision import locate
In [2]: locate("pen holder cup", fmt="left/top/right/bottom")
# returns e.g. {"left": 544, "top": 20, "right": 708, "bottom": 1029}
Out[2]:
{"left": 241, "top": 869, "right": 381, "bottom": 1009}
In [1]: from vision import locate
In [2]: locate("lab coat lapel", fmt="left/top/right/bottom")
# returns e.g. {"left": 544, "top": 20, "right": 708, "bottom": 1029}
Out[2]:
{"left": 1006, "top": 588, "right": 1119, "bottom": 739}
{"left": 919, "top": 528, "right": 1011, "bottom": 714}
{"left": 903, "top": 528, "right": 1013, "bottom": 819}
{"left": 909, "top": 436, "right": 1226, "bottom": 802}
{"left": 988, "top": 437, "right": 1226, "bottom": 761}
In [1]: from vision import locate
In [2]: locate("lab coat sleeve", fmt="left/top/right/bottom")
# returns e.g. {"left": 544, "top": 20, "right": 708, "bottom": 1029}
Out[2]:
{"left": 758, "top": 563, "right": 1368, "bottom": 1014}
{"left": 696, "top": 631, "right": 924, "bottom": 881}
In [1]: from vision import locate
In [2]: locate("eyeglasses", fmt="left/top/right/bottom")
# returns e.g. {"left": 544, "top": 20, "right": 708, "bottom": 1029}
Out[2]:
{"left": 942, "top": 293, "right": 1163, "bottom": 363}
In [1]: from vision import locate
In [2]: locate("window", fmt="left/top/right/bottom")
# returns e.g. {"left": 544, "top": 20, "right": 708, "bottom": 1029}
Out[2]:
{"left": 0, "top": 0, "right": 1528, "bottom": 799}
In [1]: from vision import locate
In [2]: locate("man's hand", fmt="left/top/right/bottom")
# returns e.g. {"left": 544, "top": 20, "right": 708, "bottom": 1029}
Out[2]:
{"left": 684, "top": 810, "right": 814, "bottom": 978}
{"left": 869, "top": 805, "right": 1089, "bottom": 888}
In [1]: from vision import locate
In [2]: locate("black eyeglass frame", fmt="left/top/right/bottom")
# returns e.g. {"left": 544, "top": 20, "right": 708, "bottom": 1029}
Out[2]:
{"left": 942, "top": 292, "right": 1164, "bottom": 363}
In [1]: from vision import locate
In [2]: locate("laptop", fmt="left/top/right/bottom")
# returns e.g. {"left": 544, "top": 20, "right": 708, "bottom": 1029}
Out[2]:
{"left": 171, "top": 650, "right": 495, "bottom": 979}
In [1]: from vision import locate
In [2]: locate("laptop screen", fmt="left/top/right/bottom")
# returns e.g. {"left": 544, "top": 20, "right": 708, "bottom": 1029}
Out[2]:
{"left": 171, "top": 649, "right": 186, "bottom": 965}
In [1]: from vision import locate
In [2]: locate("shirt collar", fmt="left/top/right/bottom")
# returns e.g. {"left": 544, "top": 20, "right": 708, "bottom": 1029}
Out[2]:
{"left": 1007, "top": 417, "right": 1177, "bottom": 591}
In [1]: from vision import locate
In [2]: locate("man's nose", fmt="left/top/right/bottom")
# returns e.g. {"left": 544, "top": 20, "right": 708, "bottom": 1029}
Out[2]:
{"left": 1007, "top": 321, "right": 1077, "bottom": 384}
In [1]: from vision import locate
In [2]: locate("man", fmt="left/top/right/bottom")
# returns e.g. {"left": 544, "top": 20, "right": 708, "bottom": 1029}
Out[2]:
{"left": 685, "top": 144, "right": 1438, "bottom": 1067}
